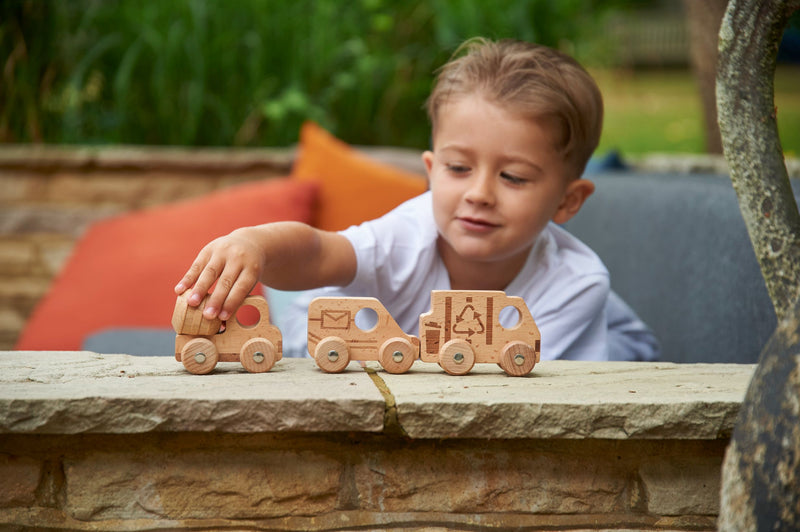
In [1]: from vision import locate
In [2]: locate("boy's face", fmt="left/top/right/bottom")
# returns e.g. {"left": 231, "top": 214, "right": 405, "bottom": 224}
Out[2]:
{"left": 423, "top": 94, "right": 593, "bottom": 277}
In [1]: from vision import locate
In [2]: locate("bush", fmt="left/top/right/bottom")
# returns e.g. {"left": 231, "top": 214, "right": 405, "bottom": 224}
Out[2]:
{"left": 0, "top": 0, "right": 619, "bottom": 148}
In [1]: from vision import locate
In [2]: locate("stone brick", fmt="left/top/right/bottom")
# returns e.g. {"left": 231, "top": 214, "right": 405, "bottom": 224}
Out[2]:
{"left": 35, "top": 236, "right": 75, "bottom": 276}
{"left": 0, "top": 308, "right": 24, "bottom": 336}
{"left": 0, "top": 277, "right": 50, "bottom": 301}
{"left": 137, "top": 173, "right": 218, "bottom": 208}
{"left": 0, "top": 239, "right": 38, "bottom": 275}
{"left": 640, "top": 455, "right": 722, "bottom": 515}
{"left": 0, "top": 206, "right": 119, "bottom": 236}
{"left": 353, "top": 446, "right": 628, "bottom": 514}
{"left": 47, "top": 173, "right": 150, "bottom": 206}
{"left": 0, "top": 453, "right": 41, "bottom": 506}
{"left": 381, "top": 361, "right": 753, "bottom": 439}
{"left": 0, "top": 330, "right": 19, "bottom": 350}
{"left": 64, "top": 449, "right": 342, "bottom": 520}
{"left": 0, "top": 356, "right": 385, "bottom": 434}
{"left": 0, "top": 172, "right": 48, "bottom": 203}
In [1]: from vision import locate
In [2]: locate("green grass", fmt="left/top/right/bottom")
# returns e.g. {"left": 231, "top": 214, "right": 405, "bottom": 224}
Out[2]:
{"left": 595, "top": 65, "right": 800, "bottom": 157}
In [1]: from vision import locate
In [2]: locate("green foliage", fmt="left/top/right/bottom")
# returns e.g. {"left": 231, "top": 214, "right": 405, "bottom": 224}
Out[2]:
{"left": 1, "top": 0, "right": 619, "bottom": 148}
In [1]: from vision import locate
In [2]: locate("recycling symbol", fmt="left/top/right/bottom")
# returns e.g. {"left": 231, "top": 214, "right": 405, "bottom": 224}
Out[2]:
{"left": 452, "top": 304, "right": 486, "bottom": 338}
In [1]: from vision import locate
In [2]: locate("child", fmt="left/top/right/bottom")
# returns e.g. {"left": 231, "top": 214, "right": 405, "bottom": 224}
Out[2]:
{"left": 175, "top": 38, "right": 659, "bottom": 361}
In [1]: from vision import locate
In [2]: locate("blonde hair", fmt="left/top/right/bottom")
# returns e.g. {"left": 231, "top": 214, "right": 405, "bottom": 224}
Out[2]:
{"left": 426, "top": 38, "right": 603, "bottom": 179}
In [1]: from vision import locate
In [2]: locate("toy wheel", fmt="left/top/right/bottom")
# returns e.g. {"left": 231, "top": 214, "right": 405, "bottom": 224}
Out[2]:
{"left": 181, "top": 338, "right": 219, "bottom": 375}
{"left": 438, "top": 339, "right": 475, "bottom": 376}
{"left": 378, "top": 337, "right": 417, "bottom": 374}
{"left": 314, "top": 336, "right": 350, "bottom": 373}
{"left": 498, "top": 341, "right": 537, "bottom": 376}
{"left": 240, "top": 337, "right": 277, "bottom": 373}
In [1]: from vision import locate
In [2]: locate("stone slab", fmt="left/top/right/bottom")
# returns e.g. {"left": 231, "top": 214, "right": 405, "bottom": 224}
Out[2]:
{"left": 0, "top": 352, "right": 384, "bottom": 434}
{"left": 0, "top": 352, "right": 756, "bottom": 441}
{"left": 376, "top": 360, "right": 755, "bottom": 440}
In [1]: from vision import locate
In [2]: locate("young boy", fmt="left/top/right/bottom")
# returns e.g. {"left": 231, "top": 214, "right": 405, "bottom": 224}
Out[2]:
{"left": 175, "top": 38, "right": 658, "bottom": 361}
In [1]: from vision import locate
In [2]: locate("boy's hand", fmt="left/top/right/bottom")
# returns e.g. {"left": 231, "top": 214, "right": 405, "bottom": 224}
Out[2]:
{"left": 174, "top": 228, "right": 263, "bottom": 321}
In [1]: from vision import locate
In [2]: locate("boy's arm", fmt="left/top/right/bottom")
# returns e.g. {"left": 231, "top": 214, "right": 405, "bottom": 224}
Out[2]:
{"left": 174, "top": 221, "right": 356, "bottom": 321}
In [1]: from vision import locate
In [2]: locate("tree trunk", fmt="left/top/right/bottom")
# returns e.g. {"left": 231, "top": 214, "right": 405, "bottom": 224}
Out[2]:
{"left": 719, "top": 296, "right": 800, "bottom": 530}
{"left": 717, "top": 1, "right": 800, "bottom": 529}
{"left": 683, "top": 0, "right": 728, "bottom": 154}
{"left": 716, "top": 0, "right": 800, "bottom": 322}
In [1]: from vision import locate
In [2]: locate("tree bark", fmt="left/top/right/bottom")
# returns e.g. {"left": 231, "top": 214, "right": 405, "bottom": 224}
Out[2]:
{"left": 717, "top": 1, "right": 800, "bottom": 529}
{"left": 716, "top": 0, "right": 800, "bottom": 322}
{"left": 719, "top": 296, "right": 800, "bottom": 530}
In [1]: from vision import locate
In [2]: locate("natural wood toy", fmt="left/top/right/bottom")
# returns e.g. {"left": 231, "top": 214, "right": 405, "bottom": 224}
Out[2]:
{"left": 307, "top": 290, "right": 540, "bottom": 376}
{"left": 307, "top": 297, "right": 420, "bottom": 374}
{"left": 419, "top": 290, "right": 540, "bottom": 376}
{"left": 173, "top": 293, "right": 282, "bottom": 375}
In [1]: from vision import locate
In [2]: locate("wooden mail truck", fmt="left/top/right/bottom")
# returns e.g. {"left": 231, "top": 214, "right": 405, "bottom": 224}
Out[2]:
{"left": 307, "top": 297, "right": 420, "bottom": 374}
{"left": 173, "top": 293, "right": 282, "bottom": 374}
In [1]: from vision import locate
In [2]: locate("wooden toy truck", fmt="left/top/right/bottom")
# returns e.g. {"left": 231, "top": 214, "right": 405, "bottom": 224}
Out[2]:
{"left": 307, "top": 297, "right": 420, "bottom": 374}
{"left": 172, "top": 293, "right": 282, "bottom": 374}
{"left": 308, "top": 290, "right": 540, "bottom": 376}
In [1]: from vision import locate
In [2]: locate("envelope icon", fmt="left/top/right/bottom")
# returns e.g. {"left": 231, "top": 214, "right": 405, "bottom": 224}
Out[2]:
{"left": 321, "top": 310, "right": 351, "bottom": 330}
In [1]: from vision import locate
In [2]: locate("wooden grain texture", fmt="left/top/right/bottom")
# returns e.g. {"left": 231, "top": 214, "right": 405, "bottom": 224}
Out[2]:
{"left": 173, "top": 294, "right": 282, "bottom": 374}
{"left": 307, "top": 297, "right": 419, "bottom": 373}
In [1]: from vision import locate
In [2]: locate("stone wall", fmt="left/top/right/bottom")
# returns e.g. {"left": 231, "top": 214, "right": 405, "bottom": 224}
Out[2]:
{"left": 0, "top": 353, "right": 754, "bottom": 530}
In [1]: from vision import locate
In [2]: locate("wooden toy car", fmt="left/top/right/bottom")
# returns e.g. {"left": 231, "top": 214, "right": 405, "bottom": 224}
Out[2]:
{"left": 172, "top": 293, "right": 282, "bottom": 374}
{"left": 307, "top": 297, "right": 420, "bottom": 374}
{"left": 307, "top": 290, "right": 540, "bottom": 376}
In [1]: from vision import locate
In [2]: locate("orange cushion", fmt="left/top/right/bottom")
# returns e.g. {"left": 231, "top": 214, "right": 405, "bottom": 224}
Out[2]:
{"left": 292, "top": 121, "right": 427, "bottom": 231}
{"left": 16, "top": 178, "right": 318, "bottom": 351}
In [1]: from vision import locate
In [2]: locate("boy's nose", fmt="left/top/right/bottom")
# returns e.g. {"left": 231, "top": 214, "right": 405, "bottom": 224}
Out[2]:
{"left": 464, "top": 172, "right": 495, "bottom": 206}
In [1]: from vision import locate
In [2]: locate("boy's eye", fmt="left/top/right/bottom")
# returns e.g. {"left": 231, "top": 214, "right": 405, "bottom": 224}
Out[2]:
{"left": 445, "top": 164, "right": 470, "bottom": 175}
{"left": 500, "top": 172, "right": 527, "bottom": 185}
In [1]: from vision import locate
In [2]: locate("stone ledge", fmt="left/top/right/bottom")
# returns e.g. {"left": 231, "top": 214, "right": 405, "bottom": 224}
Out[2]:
{"left": 0, "top": 353, "right": 384, "bottom": 434}
{"left": 0, "top": 352, "right": 754, "bottom": 439}
{"left": 377, "top": 360, "right": 753, "bottom": 439}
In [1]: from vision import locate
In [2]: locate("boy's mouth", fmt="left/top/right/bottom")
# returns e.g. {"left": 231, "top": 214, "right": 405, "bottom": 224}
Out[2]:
{"left": 457, "top": 216, "right": 500, "bottom": 232}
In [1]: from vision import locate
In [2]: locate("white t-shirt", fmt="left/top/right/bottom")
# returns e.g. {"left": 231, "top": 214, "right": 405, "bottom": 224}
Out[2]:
{"left": 276, "top": 191, "right": 614, "bottom": 361}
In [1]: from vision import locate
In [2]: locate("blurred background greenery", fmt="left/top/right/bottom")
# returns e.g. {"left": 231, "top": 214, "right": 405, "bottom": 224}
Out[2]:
{"left": 1, "top": 0, "right": 798, "bottom": 155}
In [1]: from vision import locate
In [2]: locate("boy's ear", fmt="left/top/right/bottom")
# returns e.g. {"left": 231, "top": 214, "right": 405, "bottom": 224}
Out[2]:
{"left": 422, "top": 150, "right": 434, "bottom": 184}
{"left": 552, "top": 178, "right": 595, "bottom": 224}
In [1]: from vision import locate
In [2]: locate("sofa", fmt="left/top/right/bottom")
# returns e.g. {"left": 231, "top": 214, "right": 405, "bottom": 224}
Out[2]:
{"left": 564, "top": 171, "right": 800, "bottom": 363}
{"left": 16, "top": 121, "right": 797, "bottom": 364}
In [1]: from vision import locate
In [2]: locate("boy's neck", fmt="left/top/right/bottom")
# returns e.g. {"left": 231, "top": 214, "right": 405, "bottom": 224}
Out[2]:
{"left": 437, "top": 239, "right": 530, "bottom": 291}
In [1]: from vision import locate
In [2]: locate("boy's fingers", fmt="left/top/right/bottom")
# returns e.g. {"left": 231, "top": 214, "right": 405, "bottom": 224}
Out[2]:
{"left": 175, "top": 262, "right": 203, "bottom": 295}
{"left": 203, "top": 261, "right": 249, "bottom": 320}
{"left": 189, "top": 259, "right": 225, "bottom": 309}
{"left": 218, "top": 278, "right": 258, "bottom": 321}
{"left": 175, "top": 247, "right": 213, "bottom": 296}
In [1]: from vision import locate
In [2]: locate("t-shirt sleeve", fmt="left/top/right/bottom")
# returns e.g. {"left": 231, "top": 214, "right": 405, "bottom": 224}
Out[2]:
{"left": 534, "top": 271, "right": 610, "bottom": 361}
{"left": 339, "top": 193, "right": 437, "bottom": 304}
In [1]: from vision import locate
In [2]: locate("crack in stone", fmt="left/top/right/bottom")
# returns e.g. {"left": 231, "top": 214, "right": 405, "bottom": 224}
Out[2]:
{"left": 362, "top": 368, "right": 408, "bottom": 438}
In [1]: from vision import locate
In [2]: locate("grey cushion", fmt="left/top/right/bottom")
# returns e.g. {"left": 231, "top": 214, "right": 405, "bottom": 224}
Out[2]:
{"left": 84, "top": 328, "right": 176, "bottom": 356}
{"left": 565, "top": 172, "right": 800, "bottom": 363}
